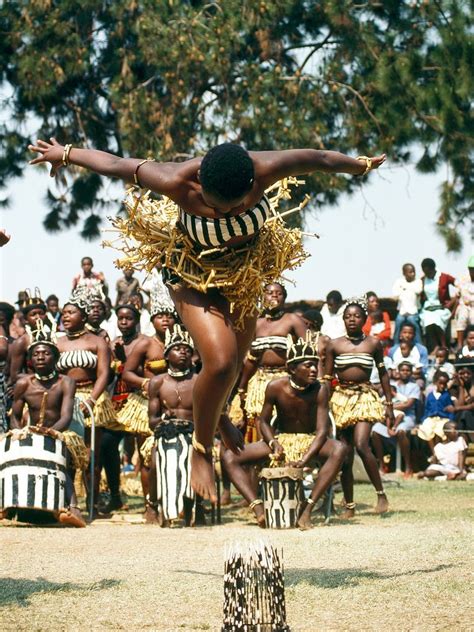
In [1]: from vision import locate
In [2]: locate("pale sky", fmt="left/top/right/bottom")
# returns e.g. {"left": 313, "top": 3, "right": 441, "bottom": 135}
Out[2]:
{"left": 0, "top": 162, "right": 472, "bottom": 306}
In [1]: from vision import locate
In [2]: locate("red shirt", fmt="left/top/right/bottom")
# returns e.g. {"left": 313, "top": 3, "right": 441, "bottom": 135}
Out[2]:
{"left": 362, "top": 311, "right": 391, "bottom": 341}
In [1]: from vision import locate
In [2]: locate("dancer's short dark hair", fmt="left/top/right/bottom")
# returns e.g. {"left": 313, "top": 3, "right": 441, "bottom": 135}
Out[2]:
{"left": 200, "top": 143, "right": 254, "bottom": 201}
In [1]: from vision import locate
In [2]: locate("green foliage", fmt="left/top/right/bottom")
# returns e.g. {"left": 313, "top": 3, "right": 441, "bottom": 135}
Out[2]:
{"left": 0, "top": 0, "right": 472, "bottom": 247}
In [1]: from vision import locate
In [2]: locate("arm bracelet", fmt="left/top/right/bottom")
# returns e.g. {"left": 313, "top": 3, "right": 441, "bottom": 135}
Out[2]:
{"left": 356, "top": 155, "right": 373, "bottom": 176}
{"left": 62, "top": 144, "right": 73, "bottom": 166}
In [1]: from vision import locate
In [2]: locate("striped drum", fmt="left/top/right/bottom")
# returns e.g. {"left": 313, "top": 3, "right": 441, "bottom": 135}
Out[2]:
{"left": 0, "top": 430, "right": 67, "bottom": 522}
{"left": 155, "top": 419, "right": 194, "bottom": 522}
{"left": 260, "top": 467, "right": 305, "bottom": 529}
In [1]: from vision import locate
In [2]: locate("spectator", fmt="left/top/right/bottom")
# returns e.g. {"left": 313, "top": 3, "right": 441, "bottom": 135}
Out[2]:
{"left": 45, "top": 294, "right": 61, "bottom": 329}
{"left": 419, "top": 258, "right": 456, "bottom": 351}
{"left": 417, "top": 421, "right": 467, "bottom": 480}
{"left": 417, "top": 372, "right": 454, "bottom": 454}
{"left": 454, "top": 256, "right": 474, "bottom": 349}
{"left": 115, "top": 269, "right": 140, "bottom": 306}
{"left": 372, "top": 361, "right": 421, "bottom": 478}
{"left": 102, "top": 296, "right": 119, "bottom": 341}
{"left": 72, "top": 256, "right": 108, "bottom": 295}
{"left": 392, "top": 263, "right": 423, "bottom": 343}
{"left": 450, "top": 359, "right": 474, "bottom": 443}
{"left": 456, "top": 325, "right": 474, "bottom": 360}
{"left": 388, "top": 323, "right": 429, "bottom": 374}
{"left": 320, "top": 290, "right": 346, "bottom": 339}
{"left": 426, "top": 347, "right": 455, "bottom": 386}
{"left": 363, "top": 292, "right": 391, "bottom": 345}
{"left": 130, "top": 292, "right": 154, "bottom": 336}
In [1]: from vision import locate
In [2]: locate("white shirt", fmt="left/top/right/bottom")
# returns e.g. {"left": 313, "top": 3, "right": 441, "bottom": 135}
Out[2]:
{"left": 434, "top": 437, "right": 467, "bottom": 468}
{"left": 103, "top": 312, "right": 119, "bottom": 341}
{"left": 320, "top": 303, "right": 346, "bottom": 339}
{"left": 139, "top": 309, "right": 155, "bottom": 336}
{"left": 392, "top": 277, "right": 422, "bottom": 315}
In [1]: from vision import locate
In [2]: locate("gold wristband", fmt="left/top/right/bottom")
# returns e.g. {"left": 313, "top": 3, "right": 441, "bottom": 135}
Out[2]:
{"left": 385, "top": 401, "right": 394, "bottom": 407}
{"left": 62, "top": 143, "right": 73, "bottom": 167}
{"left": 133, "top": 158, "right": 155, "bottom": 186}
{"left": 356, "top": 155, "right": 373, "bottom": 176}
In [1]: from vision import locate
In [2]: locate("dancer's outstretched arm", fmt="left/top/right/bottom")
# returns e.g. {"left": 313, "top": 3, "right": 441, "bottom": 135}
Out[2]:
{"left": 28, "top": 137, "right": 181, "bottom": 195}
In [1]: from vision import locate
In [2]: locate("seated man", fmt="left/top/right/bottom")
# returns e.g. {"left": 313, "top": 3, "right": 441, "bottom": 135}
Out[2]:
{"left": 141, "top": 325, "right": 202, "bottom": 526}
{"left": 10, "top": 334, "right": 87, "bottom": 527}
{"left": 223, "top": 333, "right": 348, "bottom": 530}
{"left": 372, "top": 361, "right": 420, "bottom": 478}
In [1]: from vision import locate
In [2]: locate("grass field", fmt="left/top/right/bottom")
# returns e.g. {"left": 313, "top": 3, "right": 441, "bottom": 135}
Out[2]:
{"left": 1, "top": 480, "right": 473, "bottom": 631}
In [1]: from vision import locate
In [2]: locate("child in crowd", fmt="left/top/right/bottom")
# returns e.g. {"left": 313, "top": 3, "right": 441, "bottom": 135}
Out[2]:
{"left": 417, "top": 422, "right": 467, "bottom": 480}
{"left": 426, "top": 347, "right": 455, "bottom": 386}
{"left": 369, "top": 310, "right": 386, "bottom": 337}
{"left": 417, "top": 372, "right": 454, "bottom": 454}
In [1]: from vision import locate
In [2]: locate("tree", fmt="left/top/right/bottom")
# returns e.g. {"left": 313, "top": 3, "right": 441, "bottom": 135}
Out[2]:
{"left": 0, "top": 0, "right": 472, "bottom": 248}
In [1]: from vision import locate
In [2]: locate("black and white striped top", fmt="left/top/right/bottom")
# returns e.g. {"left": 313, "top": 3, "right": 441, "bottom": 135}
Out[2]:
{"left": 334, "top": 353, "right": 374, "bottom": 371}
{"left": 250, "top": 336, "right": 288, "bottom": 354}
{"left": 179, "top": 195, "right": 271, "bottom": 248}
{"left": 57, "top": 349, "right": 98, "bottom": 372}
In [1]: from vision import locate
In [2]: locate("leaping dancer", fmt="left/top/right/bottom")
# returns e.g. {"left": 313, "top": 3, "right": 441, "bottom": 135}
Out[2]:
{"left": 29, "top": 137, "right": 385, "bottom": 502}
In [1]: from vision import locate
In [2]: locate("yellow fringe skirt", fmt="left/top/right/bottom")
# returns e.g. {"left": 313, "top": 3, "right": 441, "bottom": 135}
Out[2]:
{"left": 75, "top": 384, "right": 122, "bottom": 430}
{"left": 269, "top": 433, "right": 314, "bottom": 467}
{"left": 61, "top": 430, "right": 89, "bottom": 470}
{"left": 116, "top": 392, "right": 152, "bottom": 436}
{"left": 330, "top": 383, "right": 385, "bottom": 429}
{"left": 244, "top": 367, "right": 287, "bottom": 443}
{"left": 104, "top": 179, "right": 309, "bottom": 331}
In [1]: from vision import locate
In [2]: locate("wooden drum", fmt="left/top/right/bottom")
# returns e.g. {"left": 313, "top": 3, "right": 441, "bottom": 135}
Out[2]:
{"left": 0, "top": 430, "right": 67, "bottom": 522}
{"left": 260, "top": 466, "right": 304, "bottom": 529}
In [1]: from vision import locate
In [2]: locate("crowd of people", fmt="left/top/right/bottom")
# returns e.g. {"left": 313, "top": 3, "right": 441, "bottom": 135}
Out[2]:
{"left": 0, "top": 252, "right": 472, "bottom": 529}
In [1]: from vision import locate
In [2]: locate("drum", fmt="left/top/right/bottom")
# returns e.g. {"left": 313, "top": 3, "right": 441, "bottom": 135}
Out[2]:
{"left": 155, "top": 419, "right": 194, "bottom": 521}
{"left": 260, "top": 466, "right": 304, "bottom": 529}
{"left": 0, "top": 430, "right": 67, "bottom": 523}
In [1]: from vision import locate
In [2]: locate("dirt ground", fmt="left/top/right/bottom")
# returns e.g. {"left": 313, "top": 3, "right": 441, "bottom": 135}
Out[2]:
{"left": 1, "top": 480, "right": 473, "bottom": 631}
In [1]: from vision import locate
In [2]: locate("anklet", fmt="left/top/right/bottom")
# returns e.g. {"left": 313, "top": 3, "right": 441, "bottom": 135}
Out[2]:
{"left": 376, "top": 490, "right": 386, "bottom": 496}
{"left": 192, "top": 432, "right": 213, "bottom": 456}
{"left": 249, "top": 499, "right": 263, "bottom": 510}
{"left": 345, "top": 502, "right": 356, "bottom": 510}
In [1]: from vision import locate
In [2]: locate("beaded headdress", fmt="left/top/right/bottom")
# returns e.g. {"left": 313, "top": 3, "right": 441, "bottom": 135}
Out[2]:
{"left": 286, "top": 330, "right": 319, "bottom": 365}
{"left": 344, "top": 295, "right": 368, "bottom": 315}
{"left": 150, "top": 274, "right": 176, "bottom": 318}
{"left": 66, "top": 285, "right": 91, "bottom": 313}
{"left": 27, "top": 319, "right": 59, "bottom": 359}
{"left": 86, "top": 285, "right": 107, "bottom": 308}
{"left": 164, "top": 324, "right": 194, "bottom": 355}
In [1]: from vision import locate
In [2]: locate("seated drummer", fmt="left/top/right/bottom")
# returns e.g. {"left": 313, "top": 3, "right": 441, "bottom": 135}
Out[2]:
{"left": 142, "top": 324, "right": 202, "bottom": 525}
{"left": 10, "top": 332, "right": 87, "bottom": 527}
{"left": 223, "top": 332, "right": 348, "bottom": 529}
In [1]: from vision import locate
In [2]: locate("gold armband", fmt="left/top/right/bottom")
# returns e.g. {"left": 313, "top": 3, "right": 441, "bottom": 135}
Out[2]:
{"left": 321, "top": 374, "right": 334, "bottom": 382}
{"left": 247, "top": 351, "right": 258, "bottom": 362}
{"left": 377, "top": 362, "right": 385, "bottom": 369}
{"left": 356, "top": 155, "right": 373, "bottom": 176}
{"left": 133, "top": 158, "right": 155, "bottom": 187}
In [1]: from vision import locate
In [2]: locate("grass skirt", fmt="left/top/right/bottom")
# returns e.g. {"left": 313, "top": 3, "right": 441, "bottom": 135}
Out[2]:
{"left": 75, "top": 384, "right": 122, "bottom": 430}
{"left": 104, "top": 179, "right": 310, "bottom": 331}
{"left": 269, "top": 433, "right": 314, "bottom": 467}
{"left": 61, "top": 431, "right": 89, "bottom": 470}
{"left": 116, "top": 392, "right": 152, "bottom": 436}
{"left": 330, "top": 383, "right": 385, "bottom": 429}
{"left": 244, "top": 367, "right": 287, "bottom": 443}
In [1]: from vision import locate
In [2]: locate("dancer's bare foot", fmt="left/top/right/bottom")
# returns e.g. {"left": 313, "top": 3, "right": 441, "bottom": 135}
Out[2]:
{"left": 249, "top": 500, "right": 266, "bottom": 528}
{"left": 221, "top": 488, "right": 232, "bottom": 505}
{"left": 403, "top": 470, "right": 413, "bottom": 480}
{"left": 340, "top": 502, "right": 355, "bottom": 519}
{"left": 374, "top": 493, "right": 389, "bottom": 514}
{"left": 191, "top": 449, "right": 217, "bottom": 503}
{"left": 58, "top": 506, "right": 86, "bottom": 528}
{"left": 144, "top": 501, "right": 160, "bottom": 525}
{"left": 297, "top": 509, "right": 313, "bottom": 531}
